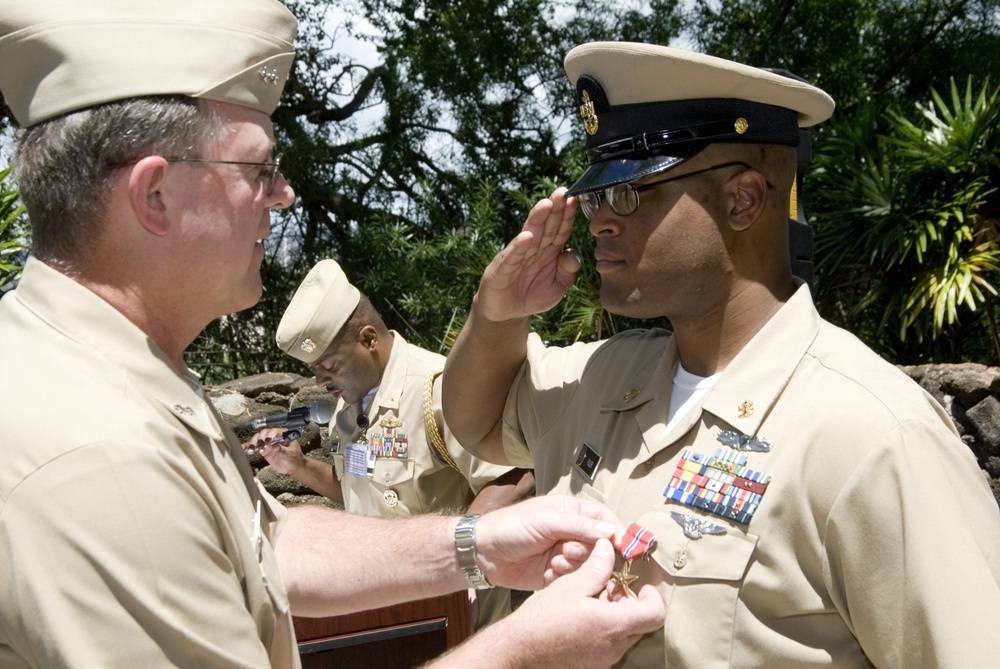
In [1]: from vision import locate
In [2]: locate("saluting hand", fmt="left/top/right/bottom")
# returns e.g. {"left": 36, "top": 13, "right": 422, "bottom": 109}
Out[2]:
{"left": 474, "top": 187, "right": 582, "bottom": 323}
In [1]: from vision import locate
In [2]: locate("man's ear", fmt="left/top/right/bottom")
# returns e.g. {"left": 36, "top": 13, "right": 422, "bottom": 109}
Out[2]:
{"left": 127, "top": 156, "right": 172, "bottom": 237}
{"left": 728, "top": 169, "right": 769, "bottom": 232}
{"left": 359, "top": 325, "right": 379, "bottom": 350}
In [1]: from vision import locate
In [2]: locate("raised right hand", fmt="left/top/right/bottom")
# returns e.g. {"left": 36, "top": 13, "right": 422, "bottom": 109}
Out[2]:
{"left": 474, "top": 187, "right": 582, "bottom": 323}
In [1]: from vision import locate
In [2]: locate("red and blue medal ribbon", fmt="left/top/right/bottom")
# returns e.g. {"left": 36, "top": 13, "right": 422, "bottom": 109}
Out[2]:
{"left": 621, "top": 522, "right": 657, "bottom": 561}
{"left": 613, "top": 522, "right": 655, "bottom": 598}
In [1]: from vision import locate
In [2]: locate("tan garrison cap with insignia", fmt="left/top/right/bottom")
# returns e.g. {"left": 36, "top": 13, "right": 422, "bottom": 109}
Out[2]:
{"left": 563, "top": 42, "right": 835, "bottom": 194}
{"left": 0, "top": 0, "right": 297, "bottom": 128}
{"left": 276, "top": 260, "right": 361, "bottom": 365}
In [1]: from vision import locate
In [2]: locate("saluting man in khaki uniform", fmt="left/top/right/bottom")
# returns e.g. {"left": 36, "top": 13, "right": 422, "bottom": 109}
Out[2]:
{"left": 444, "top": 42, "right": 1000, "bottom": 667}
{"left": 247, "top": 259, "right": 534, "bottom": 629}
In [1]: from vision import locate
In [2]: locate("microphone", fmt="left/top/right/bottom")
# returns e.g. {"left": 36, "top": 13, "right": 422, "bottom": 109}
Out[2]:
{"left": 245, "top": 401, "right": 335, "bottom": 431}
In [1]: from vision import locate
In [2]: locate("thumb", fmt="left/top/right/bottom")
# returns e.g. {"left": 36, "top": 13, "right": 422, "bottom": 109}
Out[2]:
{"left": 551, "top": 538, "right": 616, "bottom": 597}
{"left": 557, "top": 247, "right": 582, "bottom": 274}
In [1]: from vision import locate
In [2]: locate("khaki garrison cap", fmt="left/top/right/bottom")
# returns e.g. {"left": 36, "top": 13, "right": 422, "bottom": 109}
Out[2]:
{"left": 276, "top": 260, "right": 361, "bottom": 365}
{"left": 564, "top": 42, "right": 835, "bottom": 195}
{"left": 0, "top": 0, "right": 297, "bottom": 128}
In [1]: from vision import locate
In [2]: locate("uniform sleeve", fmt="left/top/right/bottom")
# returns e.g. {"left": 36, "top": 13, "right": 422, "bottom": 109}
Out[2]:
{"left": 824, "top": 417, "right": 1000, "bottom": 667}
{"left": 0, "top": 441, "right": 275, "bottom": 669}
{"left": 501, "top": 333, "right": 607, "bottom": 468}
{"left": 430, "top": 372, "right": 517, "bottom": 494}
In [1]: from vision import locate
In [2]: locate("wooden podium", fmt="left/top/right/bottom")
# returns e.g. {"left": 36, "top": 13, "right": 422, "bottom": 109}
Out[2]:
{"left": 294, "top": 591, "right": 471, "bottom": 668}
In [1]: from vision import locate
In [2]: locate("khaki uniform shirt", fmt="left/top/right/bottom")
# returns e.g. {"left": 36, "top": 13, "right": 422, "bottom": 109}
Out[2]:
{"left": 0, "top": 258, "right": 298, "bottom": 669}
{"left": 329, "top": 333, "right": 514, "bottom": 517}
{"left": 503, "top": 283, "right": 1000, "bottom": 668}
{"left": 328, "top": 333, "right": 513, "bottom": 627}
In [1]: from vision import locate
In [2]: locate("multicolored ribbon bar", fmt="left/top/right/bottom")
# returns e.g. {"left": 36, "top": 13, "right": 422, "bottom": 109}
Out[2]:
{"left": 663, "top": 449, "right": 772, "bottom": 525}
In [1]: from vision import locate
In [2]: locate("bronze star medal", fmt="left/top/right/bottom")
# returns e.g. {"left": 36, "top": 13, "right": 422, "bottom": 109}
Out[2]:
{"left": 612, "top": 559, "right": 639, "bottom": 598}
{"left": 612, "top": 522, "right": 657, "bottom": 599}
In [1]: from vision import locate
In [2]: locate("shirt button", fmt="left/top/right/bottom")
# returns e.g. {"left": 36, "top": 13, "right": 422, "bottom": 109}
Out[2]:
{"left": 674, "top": 553, "right": 687, "bottom": 569}
{"left": 384, "top": 473, "right": 391, "bottom": 483}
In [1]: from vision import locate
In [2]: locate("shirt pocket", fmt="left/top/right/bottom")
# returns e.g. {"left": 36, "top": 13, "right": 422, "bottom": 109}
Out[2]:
{"left": 635, "top": 508, "right": 759, "bottom": 668}
{"left": 369, "top": 457, "right": 416, "bottom": 515}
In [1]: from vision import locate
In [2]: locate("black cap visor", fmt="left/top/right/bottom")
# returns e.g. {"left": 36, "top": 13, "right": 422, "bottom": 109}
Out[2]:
{"left": 567, "top": 146, "right": 704, "bottom": 195}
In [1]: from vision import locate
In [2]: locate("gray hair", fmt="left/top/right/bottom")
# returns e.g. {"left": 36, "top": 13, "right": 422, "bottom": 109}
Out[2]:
{"left": 14, "top": 96, "right": 223, "bottom": 268}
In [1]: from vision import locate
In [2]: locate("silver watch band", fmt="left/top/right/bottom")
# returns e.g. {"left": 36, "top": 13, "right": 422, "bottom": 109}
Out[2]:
{"left": 454, "top": 514, "right": 494, "bottom": 590}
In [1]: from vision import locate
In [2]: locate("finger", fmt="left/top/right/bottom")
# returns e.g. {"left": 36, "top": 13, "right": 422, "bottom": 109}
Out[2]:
{"left": 490, "top": 230, "right": 538, "bottom": 282}
{"left": 628, "top": 585, "right": 667, "bottom": 633}
{"left": 552, "top": 539, "right": 593, "bottom": 564}
{"left": 534, "top": 188, "right": 573, "bottom": 250}
{"left": 548, "top": 538, "right": 616, "bottom": 597}
{"left": 540, "top": 496, "right": 623, "bottom": 540}
{"left": 546, "top": 495, "right": 624, "bottom": 528}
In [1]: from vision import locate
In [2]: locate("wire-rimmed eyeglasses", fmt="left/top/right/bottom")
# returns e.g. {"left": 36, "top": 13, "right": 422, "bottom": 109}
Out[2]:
{"left": 577, "top": 161, "right": 772, "bottom": 220}
{"left": 106, "top": 153, "right": 284, "bottom": 197}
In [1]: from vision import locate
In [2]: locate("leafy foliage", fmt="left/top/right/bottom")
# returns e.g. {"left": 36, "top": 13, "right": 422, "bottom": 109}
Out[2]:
{"left": 2, "top": 0, "right": 1000, "bottom": 376}
{"left": 0, "top": 165, "right": 27, "bottom": 295}
{"left": 812, "top": 77, "right": 1000, "bottom": 362}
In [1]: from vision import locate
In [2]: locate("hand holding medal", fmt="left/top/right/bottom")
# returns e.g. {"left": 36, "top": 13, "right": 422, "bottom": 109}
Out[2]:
{"left": 612, "top": 522, "right": 657, "bottom": 599}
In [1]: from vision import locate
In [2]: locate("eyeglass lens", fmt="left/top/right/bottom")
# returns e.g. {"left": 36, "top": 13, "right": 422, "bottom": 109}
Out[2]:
{"left": 577, "top": 161, "right": 752, "bottom": 219}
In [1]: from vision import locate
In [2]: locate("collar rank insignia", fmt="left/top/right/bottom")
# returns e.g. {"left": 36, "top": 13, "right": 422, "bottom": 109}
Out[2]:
{"left": 670, "top": 511, "right": 727, "bottom": 540}
{"left": 717, "top": 429, "right": 772, "bottom": 452}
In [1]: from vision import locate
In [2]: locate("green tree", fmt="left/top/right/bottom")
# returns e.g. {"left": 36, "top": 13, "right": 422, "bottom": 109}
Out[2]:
{"left": 811, "top": 77, "right": 1000, "bottom": 363}
{"left": 3, "top": 0, "right": 1000, "bottom": 377}
{"left": 688, "top": 0, "right": 1000, "bottom": 113}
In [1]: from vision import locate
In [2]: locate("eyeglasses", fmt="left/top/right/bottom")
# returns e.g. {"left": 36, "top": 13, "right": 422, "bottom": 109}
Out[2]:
{"left": 106, "top": 152, "right": 284, "bottom": 197}
{"left": 577, "top": 161, "right": 772, "bottom": 220}
{"left": 173, "top": 153, "right": 284, "bottom": 197}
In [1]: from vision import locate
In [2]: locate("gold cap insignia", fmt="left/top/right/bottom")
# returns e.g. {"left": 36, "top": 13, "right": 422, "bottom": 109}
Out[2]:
{"left": 580, "top": 90, "right": 599, "bottom": 135}
{"left": 300, "top": 338, "right": 317, "bottom": 353}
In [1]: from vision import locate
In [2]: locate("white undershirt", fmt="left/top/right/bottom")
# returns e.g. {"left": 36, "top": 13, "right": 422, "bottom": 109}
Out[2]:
{"left": 665, "top": 363, "right": 721, "bottom": 436}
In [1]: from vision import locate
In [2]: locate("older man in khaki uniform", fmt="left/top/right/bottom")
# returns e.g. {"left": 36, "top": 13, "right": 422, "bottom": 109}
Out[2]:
{"left": 249, "top": 259, "right": 534, "bottom": 628}
{"left": 0, "top": 4, "right": 667, "bottom": 666}
{"left": 444, "top": 42, "right": 1000, "bottom": 667}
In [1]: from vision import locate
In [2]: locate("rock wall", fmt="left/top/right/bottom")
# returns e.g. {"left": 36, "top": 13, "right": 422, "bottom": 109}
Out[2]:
{"left": 208, "top": 372, "right": 342, "bottom": 510}
{"left": 208, "top": 365, "right": 1000, "bottom": 509}
{"left": 898, "top": 363, "right": 1000, "bottom": 505}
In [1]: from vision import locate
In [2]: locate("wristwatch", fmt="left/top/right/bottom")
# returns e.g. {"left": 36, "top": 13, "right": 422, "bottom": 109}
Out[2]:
{"left": 454, "top": 514, "right": 494, "bottom": 590}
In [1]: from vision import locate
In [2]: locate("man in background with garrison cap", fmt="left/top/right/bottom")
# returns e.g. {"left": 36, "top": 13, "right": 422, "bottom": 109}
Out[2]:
{"left": 444, "top": 41, "right": 1000, "bottom": 667}
{"left": 0, "top": 5, "right": 665, "bottom": 667}
{"left": 246, "top": 258, "right": 534, "bottom": 630}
